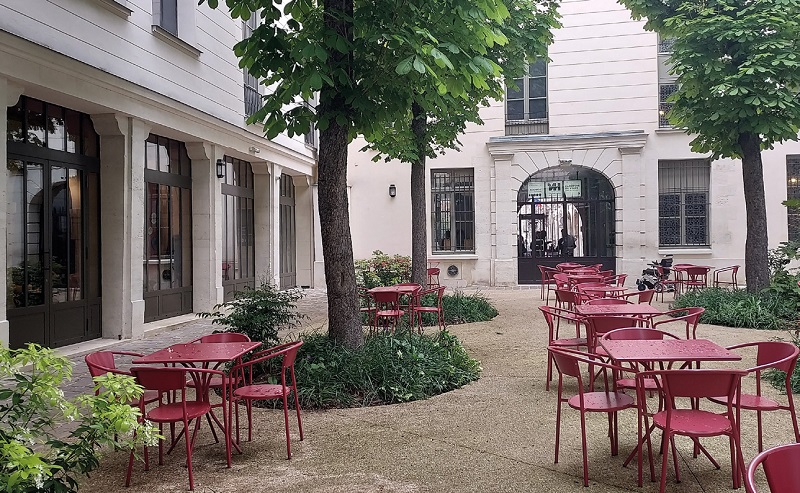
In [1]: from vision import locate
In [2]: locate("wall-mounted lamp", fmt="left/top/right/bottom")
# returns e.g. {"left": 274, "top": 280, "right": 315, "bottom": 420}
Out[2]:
{"left": 248, "top": 146, "right": 261, "bottom": 154}
{"left": 388, "top": 183, "right": 397, "bottom": 198}
{"left": 216, "top": 159, "right": 225, "bottom": 179}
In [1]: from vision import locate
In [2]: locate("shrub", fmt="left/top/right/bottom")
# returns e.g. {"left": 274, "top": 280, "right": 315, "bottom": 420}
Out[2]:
{"left": 0, "top": 344, "right": 158, "bottom": 492}
{"left": 354, "top": 251, "right": 411, "bottom": 289}
{"left": 197, "top": 281, "right": 306, "bottom": 346}
{"left": 764, "top": 330, "right": 800, "bottom": 394}
{"left": 672, "top": 287, "right": 797, "bottom": 330}
{"left": 293, "top": 330, "right": 481, "bottom": 409}
{"left": 419, "top": 290, "right": 499, "bottom": 326}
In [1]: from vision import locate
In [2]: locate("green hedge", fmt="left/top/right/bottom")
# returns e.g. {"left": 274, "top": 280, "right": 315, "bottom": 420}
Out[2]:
{"left": 672, "top": 287, "right": 797, "bottom": 330}
{"left": 293, "top": 330, "right": 481, "bottom": 409}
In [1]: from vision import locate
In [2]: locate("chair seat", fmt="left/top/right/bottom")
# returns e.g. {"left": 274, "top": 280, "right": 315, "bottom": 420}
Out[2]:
{"left": 551, "top": 337, "right": 587, "bottom": 347}
{"left": 708, "top": 393, "right": 781, "bottom": 411}
{"left": 376, "top": 309, "right": 404, "bottom": 317}
{"left": 652, "top": 409, "right": 733, "bottom": 436}
{"left": 568, "top": 391, "right": 635, "bottom": 412}
{"left": 234, "top": 383, "right": 290, "bottom": 401}
{"left": 147, "top": 401, "right": 211, "bottom": 422}
{"left": 617, "top": 376, "right": 660, "bottom": 390}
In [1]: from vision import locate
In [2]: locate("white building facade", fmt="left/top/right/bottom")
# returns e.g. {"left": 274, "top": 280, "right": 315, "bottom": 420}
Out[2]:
{"left": 1, "top": 0, "right": 317, "bottom": 349}
{"left": 346, "top": 0, "right": 800, "bottom": 287}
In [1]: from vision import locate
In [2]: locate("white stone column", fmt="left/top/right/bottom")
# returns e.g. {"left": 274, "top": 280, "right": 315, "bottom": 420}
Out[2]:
{"left": 186, "top": 142, "right": 223, "bottom": 312}
{"left": 490, "top": 152, "right": 516, "bottom": 286}
{"left": 0, "top": 78, "right": 24, "bottom": 348}
{"left": 92, "top": 114, "right": 150, "bottom": 340}
{"left": 253, "top": 167, "right": 272, "bottom": 284}
{"left": 293, "top": 175, "right": 314, "bottom": 288}
{"left": 311, "top": 182, "right": 325, "bottom": 287}
{"left": 270, "top": 164, "right": 283, "bottom": 287}
{"left": 618, "top": 145, "right": 646, "bottom": 276}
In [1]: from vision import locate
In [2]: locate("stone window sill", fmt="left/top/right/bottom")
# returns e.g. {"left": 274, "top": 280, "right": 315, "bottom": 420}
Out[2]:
{"left": 93, "top": 0, "right": 133, "bottom": 17}
{"left": 658, "top": 247, "right": 712, "bottom": 255}
{"left": 151, "top": 25, "right": 202, "bottom": 58}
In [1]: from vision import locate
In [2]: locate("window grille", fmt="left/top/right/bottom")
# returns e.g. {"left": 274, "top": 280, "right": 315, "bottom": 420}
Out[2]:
{"left": 659, "top": 83, "right": 677, "bottom": 128}
{"left": 431, "top": 169, "right": 475, "bottom": 253}
{"left": 787, "top": 156, "right": 800, "bottom": 241}
{"left": 658, "top": 159, "right": 710, "bottom": 246}
{"left": 242, "top": 15, "right": 262, "bottom": 118}
{"left": 658, "top": 35, "right": 675, "bottom": 54}
{"left": 505, "top": 59, "right": 548, "bottom": 135}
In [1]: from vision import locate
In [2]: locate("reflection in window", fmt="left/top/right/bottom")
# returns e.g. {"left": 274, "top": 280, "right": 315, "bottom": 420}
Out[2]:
{"left": 6, "top": 96, "right": 99, "bottom": 156}
{"left": 221, "top": 156, "right": 255, "bottom": 283}
{"left": 787, "top": 155, "right": 800, "bottom": 241}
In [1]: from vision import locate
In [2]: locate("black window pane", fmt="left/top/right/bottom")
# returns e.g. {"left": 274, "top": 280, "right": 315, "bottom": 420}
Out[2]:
{"left": 82, "top": 116, "right": 98, "bottom": 157}
{"left": 7, "top": 100, "right": 24, "bottom": 142}
{"left": 46, "top": 104, "right": 66, "bottom": 152}
{"left": 659, "top": 218, "right": 681, "bottom": 245}
{"left": 65, "top": 110, "right": 80, "bottom": 154}
{"left": 506, "top": 79, "right": 524, "bottom": 100}
{"left": 529, "top": 99, "right": 547, "bottom": 119}
{"left": 529, "top": 59, "right": 546, "bottom": 77}
{"left": 529, "top": 77, "right": 546, "bottom": 99}
{"left": 685, "top": 217, "right": 707, "bottom": 245}
{"left": 26, "top": 98, "right": 45, "bottom": 147}
{"left": 507, "top": 100, "right": 524, "bottom": 120}
{"left": 659, "top": 194, "right": 681, "bottom": 217}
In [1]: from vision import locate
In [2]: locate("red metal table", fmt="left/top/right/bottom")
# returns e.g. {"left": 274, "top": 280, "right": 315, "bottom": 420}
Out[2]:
{"left": 575, "top": 304, "right": 663, "bottom": 317}
{"left": 599, "top": 338, "right": 741, "bottom": 364}
{"left": 133, "top": 341, "right": 262, "bottom": 458}
{"left": 367, "top": 285, "right": 420, "bottom": 295}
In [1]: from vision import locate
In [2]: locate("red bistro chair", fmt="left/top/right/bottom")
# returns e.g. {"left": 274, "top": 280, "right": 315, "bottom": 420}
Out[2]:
{"left": 358, "top": 287, "right": 376, "bottom": 323}
{"left": 552, "top": 273, "right": 570, "bottom": 291}
{"left": 427, "top": 267, "right": 440, "bottom": 288}
{"left": 683, "top": 266, "right": 710, "bottom": 292}
{"left": 84, "top": 351, "right": 159, "bottom": 406}
{"left": 656, "top": 265, "right": 683, "bottom": 301}
{"left": 746, "top": 442, "right": 800, "bottom": 493}
{"left": 538, "top": 265, "right": 559, "bottom": 304}
{"left": 623, "top": 289, "right": 656, "bottom": 305}
{"left": 554, "top": 288, "right": 582, "bottom": 310}
{"left": 651, "top": 307, "right": 705, "bottom": 339}
{"left": 604, "top": 274, "right": 628, "bottom": 287}
{"left": 370, "top": 290, "right": 405, "bottom": 333}
{"left": 229, "top": 341, "right": 304, "bottom": 459}
{"left": 395, "top": 283, "right": 422, "bottom": 321}
{"left": 636, "top": 369, "right": 748, "bottom": 493}
{"left": 539, "top": 306, "right": 587, "bottom": 391}
{"left": 713, "top": 265, "right": 740, "bottom": 289}
{"left": 548, "top": 347, "right": 636, "bottom": 487}
{"left": 413, "top": 285, "right": 446, "bottom": 332}
{"left": 708, "top": 341, "right": 800, "bottom": 453}
{"left": 126, "top": 366, "right": 229, "bottom": 490}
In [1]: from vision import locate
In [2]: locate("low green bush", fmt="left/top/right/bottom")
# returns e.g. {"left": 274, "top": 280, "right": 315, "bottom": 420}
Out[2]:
{"left": 362, "top": 290, "right": 499, "bottom": 328}
{"left": 672, "top": 288, "right": 797, "bottom": 330}
{"left": 197, "top": 281, "right": 306, "bottom": 347}
{"left": 764, "top": 331, "right": 800, "bottom": 394}
{"left": 293, "top": 330, "right": 481, "bottom": 409}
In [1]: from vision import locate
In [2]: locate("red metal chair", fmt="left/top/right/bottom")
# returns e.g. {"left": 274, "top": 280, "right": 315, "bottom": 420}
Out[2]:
{"left": 548, "top": 347, "right": 636, "bottom": 487}
{"left": 623, "top": 289, "right": 655, "bottom": 304}
{"left": 713, "top": 265, "right": 740, "bottom": 289}
{"left": 126, "top": 366, "right": 229, "bottom": 490}
{"left": 604, "top": 273, "right": 628, "bottom": 287}
{"left": 683, "top": 266, "right": 710, "bottom": 292}
{"left": 656, "top": 265, "right": 683, "bottom": 301}
{"left": 370, "top": 290, "right": 405, "bottom": 333}
{"left": 585, "top": 298, "right": 632, "bottom": 306}
{"left": 636, "top": 368, "right": 747, "bottom": 493}
{"left": 539, "top": 306, "right": 587, "bottom": 391}
{"left": 651, "top": 307, "right": 705, "bottom": 339}
{"left": 84, "top": 351, "right": 159, "bottom": 406}
{"left": 538, "top": 265, "right": 559, "bottom": 304}
{"left": 600, "top": 327, "right": 679, "bottom": 391}
{"left": 413, "top": 285, "right": 446, "bottom": 332}
{"left": 746, "top": 442, "right": 800, "bottom": 493}
{"left": 426, "top": 267, "right": 440, "bottom": 288}
{"left": 554, "top": 288, "right": 581, "bottom": 310}
{"left": 358, "top": 287, "right": 376, "bottom": 324}
{"left": 229, "top": 341, "right": 304, "bottom": 459}
{"left": 552, "top": 273, "right": 570, "bottom": 291}
{"left": 395, "top": 283, "right": 422, "bottom": 322}
{"left": 708, "top": 341, "right": 800, "bottom": 453}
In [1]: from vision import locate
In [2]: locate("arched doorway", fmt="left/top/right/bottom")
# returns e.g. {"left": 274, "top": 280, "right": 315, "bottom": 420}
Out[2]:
{"left": 517, "top": 165, "right": 616, "bottom": 283}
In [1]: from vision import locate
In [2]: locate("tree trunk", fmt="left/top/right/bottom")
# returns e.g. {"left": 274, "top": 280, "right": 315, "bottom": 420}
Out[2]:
{"left": 738, "top": 132, "right": 770, "bottom": 292}
{"left": 410, "top": 102, "right": 428, "bottom": 287}
{"left": 318, "top": 0, "right": 362, "bottom": 348}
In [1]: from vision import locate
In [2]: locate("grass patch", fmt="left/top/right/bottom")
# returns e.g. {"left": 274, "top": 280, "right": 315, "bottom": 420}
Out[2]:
{"left": 672, "top": 288, "right": 797, "bottom": 330}
{"left": 293, "top": 330, "right": 481, "bottom": 409}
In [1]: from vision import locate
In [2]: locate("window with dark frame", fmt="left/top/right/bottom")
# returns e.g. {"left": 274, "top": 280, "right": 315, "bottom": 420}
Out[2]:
{"left": 505, "top": 59, "right": 548, "bottom": 135}
{"left": 787, "top": 156, "right": 800, "bottom": 242}
{"left": 159, "top": 0, "right": 178, "bottom": 36}
{"left": 659, "top": 83, "right": 677, "bottom": 128}
{"left": 221, "top": 156, "right": 255, "bottom": 284}
{"left": 658, "top": 159, "right": 710, "bottom": 247}
{"left": 243, "top": 14, "right": 262, "bottom": 118}
{"left": 431, "top": 169, "right": 475, "bottom": 253}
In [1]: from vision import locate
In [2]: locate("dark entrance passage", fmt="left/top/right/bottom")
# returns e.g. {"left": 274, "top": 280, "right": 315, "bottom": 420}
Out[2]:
{"left": 6, "top": 97, "right": 102, "bottom": 348}
{"left": 517, "top": 166, "right": 616, "bottom": 283}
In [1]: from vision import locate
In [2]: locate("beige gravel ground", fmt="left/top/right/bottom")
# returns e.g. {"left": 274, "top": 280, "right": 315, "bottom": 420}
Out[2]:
{"left": 78, "top": 289, "right": 796, "bottom": 492}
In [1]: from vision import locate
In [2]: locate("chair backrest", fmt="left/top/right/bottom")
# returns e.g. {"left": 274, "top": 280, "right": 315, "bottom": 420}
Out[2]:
{"left": 756, "top": 341, "right": 800, "bottom": 373}
{"left": 198, "top": 332, "right": 251, "bottom": 343}
{"left": 538, "top": 265, "right": 557, "bottom": 279}
{"left": 586, "top": 316, "right": 644, "bottom": 348}
{"left": 395, "top": 283, "right": 421, "bottom": 287}
{"left": 279, "top": 340, "right": 303, "bottom": 369}
{"left": 653, "top": 307, "right": 705, "bottom": 338}
{"left": 602, "top": 327, "right": 679, "bottom": 341}
{"left": 746, "top": 443, "right": 800, "bottom": 493}
{"left": 684, "top": 266, "right": 710, "bottom": 276}
{"left": 585, "top": 298, "right": 630, "bottom": 305}
{"left": 635, "top": 289, "right": 655, "bottom": 304}
{"left": 371, "top": 290, "right": 401, "bottom": 304}
{"left": 85, "top": 351, "right": 118, "bottom": 378}
{"left": 552, "top": 273, "right": 569, "bottom": 288}
{"left": 554, "top": 289, "right": 581, "bottom": 307}
{"left": 427, "top": 267, "right": 440, "bottom": 276}
{"left": 130, "top": 366, "right": 189, "bottom": 393}
{"left": 539, "top": 305, "right": 581, "bottom": 341}
{"left": 656, "top": 368, "right": 746, "bottom": 400}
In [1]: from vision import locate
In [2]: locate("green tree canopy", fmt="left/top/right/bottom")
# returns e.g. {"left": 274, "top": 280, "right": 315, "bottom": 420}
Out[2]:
{"left": 620, "top": 0, "right": 800, "bottom": 290}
